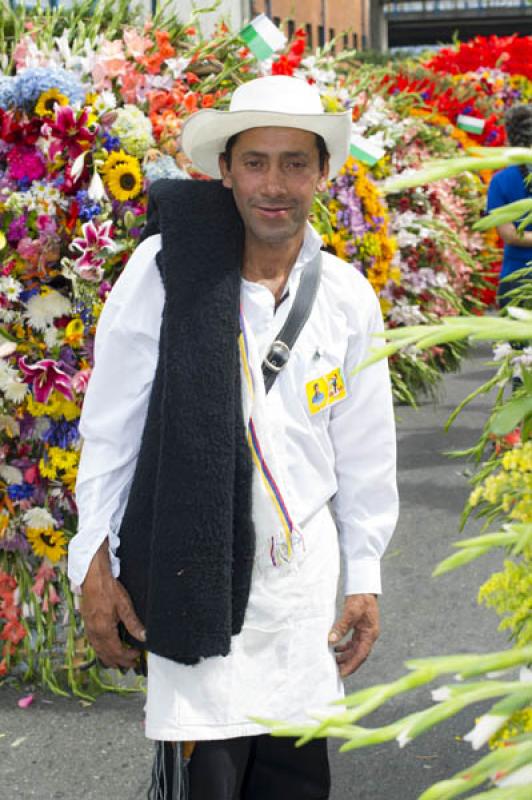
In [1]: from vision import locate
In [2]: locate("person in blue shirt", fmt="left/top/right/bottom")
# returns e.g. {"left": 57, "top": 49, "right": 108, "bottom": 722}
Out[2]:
{"left": 486, "top": 104, "right": 532, "bottom": 307}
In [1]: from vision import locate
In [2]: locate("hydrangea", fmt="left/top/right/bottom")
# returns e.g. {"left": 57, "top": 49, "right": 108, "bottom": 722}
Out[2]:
{"left": 110, "top": 104, "right": 155, "bottom": 158}
{"left": 0, "top": 67, "right": 87, "bottom": 112}
{"left": 144, "top": 154, "right": 189, "bottom": 183}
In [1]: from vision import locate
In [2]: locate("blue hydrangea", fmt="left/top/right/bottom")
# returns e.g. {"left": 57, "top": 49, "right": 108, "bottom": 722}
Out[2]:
{"left": 0, "top": 76, "right": 16, "bottom": 110}
{"left": 144, "top": 155, "right": 189, "bottom": 184}
{"left": 0, "top": 67, "right": 87, "bottom": 112}
{"left": 75, "top": 190, "right": 102, "bottom": 221}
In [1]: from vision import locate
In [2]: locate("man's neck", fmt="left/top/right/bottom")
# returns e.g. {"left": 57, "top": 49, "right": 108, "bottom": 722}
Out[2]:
{"left": 242, "top": 231, "right": 305, "bottom": 303}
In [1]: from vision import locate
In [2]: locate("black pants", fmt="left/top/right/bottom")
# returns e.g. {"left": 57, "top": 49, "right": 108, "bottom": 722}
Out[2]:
{"left": 188, "top": 735, "right": 330, "bottom": 800}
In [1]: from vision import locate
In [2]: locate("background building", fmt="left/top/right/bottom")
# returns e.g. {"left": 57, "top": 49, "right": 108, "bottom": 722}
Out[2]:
{"left": 251, "top": 1, "right": 371, "bottom": 51}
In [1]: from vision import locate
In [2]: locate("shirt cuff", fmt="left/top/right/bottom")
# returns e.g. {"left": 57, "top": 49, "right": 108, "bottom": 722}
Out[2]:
{"left": 67, "top": 529, "right": 120, "bottom": 589}
{"left": 343, "top": 558, "right": 382, "bottom": 595}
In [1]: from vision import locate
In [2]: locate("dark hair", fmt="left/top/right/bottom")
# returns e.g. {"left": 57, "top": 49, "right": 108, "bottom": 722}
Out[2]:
{"left": 505, "top": 104, "right": 532, "bottom": 148}
{"left": 222, "top": 132, "right": 329, "bottom": 170}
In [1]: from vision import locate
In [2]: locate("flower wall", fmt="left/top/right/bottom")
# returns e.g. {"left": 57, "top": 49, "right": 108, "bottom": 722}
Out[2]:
{"left": 0, "top": 4, "right": 528, "bottom": 691}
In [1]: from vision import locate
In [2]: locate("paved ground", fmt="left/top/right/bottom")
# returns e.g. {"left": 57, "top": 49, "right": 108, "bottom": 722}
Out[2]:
{"left": 1, "top": 345, "right": 507, "bottom": 800}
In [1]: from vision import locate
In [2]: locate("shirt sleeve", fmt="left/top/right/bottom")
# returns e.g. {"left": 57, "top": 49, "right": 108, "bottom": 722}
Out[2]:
{"left": 486, "top": 171, "right": 508, "bottom": 214}
{"left": 329, "top": 287, "right": 398, "bottom": 595}
{"left": 67, "top": 235, "right": 164, "bottom": 588}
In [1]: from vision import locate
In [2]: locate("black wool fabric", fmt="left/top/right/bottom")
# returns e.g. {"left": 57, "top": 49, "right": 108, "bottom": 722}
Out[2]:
{"left": 117, "top": 179, "right": 255, "bottom": 665}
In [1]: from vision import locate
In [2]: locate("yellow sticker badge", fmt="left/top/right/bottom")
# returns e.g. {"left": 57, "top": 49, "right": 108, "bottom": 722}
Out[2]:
{"left": 306, "top": 367, "right": 347, "bottom": 416}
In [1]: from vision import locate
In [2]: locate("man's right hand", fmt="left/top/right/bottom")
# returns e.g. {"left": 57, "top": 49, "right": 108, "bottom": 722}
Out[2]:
{"left": 80, "top": 539, "right": 146, "bottom": 670}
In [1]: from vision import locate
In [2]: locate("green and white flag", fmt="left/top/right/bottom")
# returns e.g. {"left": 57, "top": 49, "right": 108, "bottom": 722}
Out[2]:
{"left": 350, "top": 133, "right": 386, "bottom": 167}
{"left": 240, "top": 14, "right": 286, "bottom": 61}
{"left": 456, "top": 114, "right": 485, "bottom": 135}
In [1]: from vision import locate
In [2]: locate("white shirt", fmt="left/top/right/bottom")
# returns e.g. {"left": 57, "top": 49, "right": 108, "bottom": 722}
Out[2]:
{"left": 68, "top": 223, "right": 398, "bottom": 739}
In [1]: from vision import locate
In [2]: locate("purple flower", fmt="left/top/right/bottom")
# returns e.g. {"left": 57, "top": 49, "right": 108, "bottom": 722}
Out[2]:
{"left": 7, "top": 215, "right": 28, "bottom": 245}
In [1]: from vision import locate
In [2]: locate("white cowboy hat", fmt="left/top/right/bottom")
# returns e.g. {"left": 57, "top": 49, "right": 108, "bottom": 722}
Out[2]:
{"left": 181, "top": 75, "right": 352, "bottom": 179}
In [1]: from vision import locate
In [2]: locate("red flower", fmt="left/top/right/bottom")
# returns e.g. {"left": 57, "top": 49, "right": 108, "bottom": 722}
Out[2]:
{"left": 47, "top": 106, "right": 96, "bottom": 161}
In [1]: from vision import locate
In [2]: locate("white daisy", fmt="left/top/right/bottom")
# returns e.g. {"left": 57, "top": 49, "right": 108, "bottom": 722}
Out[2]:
{"left": 0, "top": 276, "right": 23, "bottom": 301}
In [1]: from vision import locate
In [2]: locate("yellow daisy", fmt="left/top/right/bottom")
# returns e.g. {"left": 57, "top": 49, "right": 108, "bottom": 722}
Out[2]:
{"left": 105, "top": 160, "right": 143, "bottom": 202}
{"left": 35, "top": 88, "right": 70, "bottom": 118}
{"left": 27, "top": 527, "right": 67, "bottom": 563}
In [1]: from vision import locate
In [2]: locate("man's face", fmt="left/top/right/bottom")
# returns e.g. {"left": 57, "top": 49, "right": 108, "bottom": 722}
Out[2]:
{"left": 219, "top": 127, "right": 328, "bottom": 246}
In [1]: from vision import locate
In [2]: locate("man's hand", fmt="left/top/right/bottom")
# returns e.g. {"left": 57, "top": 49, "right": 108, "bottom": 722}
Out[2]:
{"left": 328, "top": 594, "right": 380, "bottom": 678}
{"left": 80, "top": 539, "right": 146, "bottom": 670}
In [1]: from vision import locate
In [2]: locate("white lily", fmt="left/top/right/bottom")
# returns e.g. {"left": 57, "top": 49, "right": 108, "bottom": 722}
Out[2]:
{"left": 88, "top": 169, "right": 107, "bottom": 202}
{"left": 71, "top": 152, "right": 86, "bottom": 182}
{"left": 463, "top": 713, "right": 507, "bottom": 750}
{"left": 495, "top": 765, "right": 532, "bottom": 787}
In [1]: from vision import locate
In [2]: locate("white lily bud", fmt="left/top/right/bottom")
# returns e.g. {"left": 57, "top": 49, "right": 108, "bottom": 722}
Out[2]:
{"left": 463, "top": 714, "right": 507, "bottom": 750}
{"left": 396, "top": 725, "right": 412, "bottom": 748}
{"left": 88, "top": 169, "right": 107, "bottom": 202}
{"left": 71, "top": 152, "right": 86, "bottom": 181}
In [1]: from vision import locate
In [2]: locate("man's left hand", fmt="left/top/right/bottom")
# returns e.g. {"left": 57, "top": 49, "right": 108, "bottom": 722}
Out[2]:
{"left": 328, "top": 594, "right": 380, "bottom": 678}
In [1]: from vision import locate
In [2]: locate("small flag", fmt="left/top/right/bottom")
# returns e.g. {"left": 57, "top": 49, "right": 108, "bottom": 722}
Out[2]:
{"left": 240, "top": 14, "right": 287, "bottom": 61}
{"left": 350, "top": 133, "right": 385, "bottom": 167}
{"left": 456, "top": 114, "right": 485, "bottom": 135}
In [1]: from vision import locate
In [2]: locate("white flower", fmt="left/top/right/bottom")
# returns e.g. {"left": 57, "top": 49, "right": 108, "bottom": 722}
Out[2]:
{"left": 0, "top": 341, "right": 17, "bottom": 358}
{"left": 91, "top": 90, "right": 116, "bottom": 113}
{"left": 43, "top": 326, "right": 60, "bottom": 349}
{"left": 0, "top": 464, "right": 23, "bottom": 484}
{"left": 24, "top": 289, "right": 71, "bottom": 331}
{"left": 23, "top": 506, "right": 56, "bottom": 529}
{"left": 493, "top": 342, "right": 513, "bottom": 361}
{"left": 3, "top": 379, "right": 29, "bottom": 404}
{"left": 463, "top": 714, "right": 507, "bottom": 750}
{"left": 0, "top": 414, "right": 20, "bottom": 437}
{"left": 397, "top": 724, "right": 413, "bottom": 748}
{"left": 88, "top": 169, "right": 107, "bottom": 202}
{"left": 495, "top": 765, "right": 532, "bottom": 787}
{"left": 70, "top": 152, "right": 86, "bottom": 181}
{"left": 519, "top": 666, "right": 532, "bottom": 682}
{"left": 0, "top": 276, "right": 23, "bottom": 301}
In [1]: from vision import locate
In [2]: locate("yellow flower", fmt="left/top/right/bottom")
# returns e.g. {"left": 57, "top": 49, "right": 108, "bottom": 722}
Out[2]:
{"left": 102, "top": 150, "right": 139, "bottom": 177}
{"left": 0, "top": 510, "right": 9, "bottom": 539}
{"left": 104, "top": 158, "right": 143, "bottom": 202}
{"left": 63, "top": 318, "right": 84, "bottom": 347}
{"left": 27, "top": 527, "right": 67, "bottom": 563}
{"left": 38, "top": 455, "right": 57, "bottom": 480}
{"left": 35, "top": 88, "right": 70, "bottom": 118}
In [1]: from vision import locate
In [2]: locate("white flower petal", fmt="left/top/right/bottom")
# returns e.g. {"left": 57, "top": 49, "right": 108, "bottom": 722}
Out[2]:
{"left": 463, "top": 714, "right": 507, "bottom": 750}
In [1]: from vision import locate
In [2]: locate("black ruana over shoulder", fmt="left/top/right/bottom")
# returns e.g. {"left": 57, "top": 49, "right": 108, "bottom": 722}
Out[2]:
{"left": 117, "top": 179, "right": 255, "bottom": 665}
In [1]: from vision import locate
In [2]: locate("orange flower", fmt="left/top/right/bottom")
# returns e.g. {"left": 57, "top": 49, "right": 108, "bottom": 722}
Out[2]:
{"left": 184, "top": 92, "right": 199, "bottom": 114}
{"left": 202, "top": 94, "right": 215, "bottom": 108}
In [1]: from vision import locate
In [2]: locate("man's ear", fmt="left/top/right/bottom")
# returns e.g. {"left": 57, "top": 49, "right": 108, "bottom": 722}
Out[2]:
{"left": 219, "top": 154, "right": 233, "bottom": 189}
{"left": 317, "top": 156, "right": 330, "bottom": 192}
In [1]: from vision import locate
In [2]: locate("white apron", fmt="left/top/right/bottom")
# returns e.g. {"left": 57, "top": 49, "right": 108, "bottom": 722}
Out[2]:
{"left": 145, "top": 503, "right": 343, "bottom": 741}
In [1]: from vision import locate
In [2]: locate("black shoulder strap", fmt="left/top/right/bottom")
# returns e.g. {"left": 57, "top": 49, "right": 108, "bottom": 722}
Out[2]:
{"left": 262, "top": 250, "right": 322, "bottom": 394}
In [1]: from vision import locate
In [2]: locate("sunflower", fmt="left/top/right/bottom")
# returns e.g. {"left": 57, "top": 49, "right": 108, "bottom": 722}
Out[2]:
{"left": 105, "top": 159, "right": 143, "bottom": 202}
{"left": 35, "top": 88, "right": 70, "bottom": 118}
{"left": 27, "top": 527, "right": 67, "bottom": 563}
{"left": 101, "top": 149, "right": 131, "bottom": 176}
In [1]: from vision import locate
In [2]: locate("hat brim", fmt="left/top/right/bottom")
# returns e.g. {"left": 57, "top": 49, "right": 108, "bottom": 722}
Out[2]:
{"left": 181, "top": 109, "right": 352, "bottom": 179}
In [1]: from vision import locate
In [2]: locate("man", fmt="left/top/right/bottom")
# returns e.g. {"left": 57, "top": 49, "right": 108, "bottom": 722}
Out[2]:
{"left": 68, "top": 76, "right": 398, "bottom": 800}
{"left": 487, "top": 104, "right": 532, "bottom": 307}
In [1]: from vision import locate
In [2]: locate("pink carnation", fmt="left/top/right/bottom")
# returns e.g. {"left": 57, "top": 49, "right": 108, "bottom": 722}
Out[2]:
{"left": 7, "top": 146, "right": 45, "bottom": 182}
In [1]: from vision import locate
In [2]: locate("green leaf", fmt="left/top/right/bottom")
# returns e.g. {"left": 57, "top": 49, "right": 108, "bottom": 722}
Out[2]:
{"left": 489, "top": 396, "right": 532, "bottom": 436}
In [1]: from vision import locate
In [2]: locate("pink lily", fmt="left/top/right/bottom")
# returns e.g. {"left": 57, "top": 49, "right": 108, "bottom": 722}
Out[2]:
{"left": 17, "top": 693, "right": 34, "bottom": 709}
{"left": 18, "top": 357, "right": 73, "bottom": 404}
{"left": 70, "top": 220, "right": 114, "bottom": 282}
{"left": 72, "top": 368, "right": 92, "bottom": 394}
{"left": 71, "top": 219, "right": 114, "bottom": 256}
{"left": 47, "top": 106, "right": 96, "bottom": 161}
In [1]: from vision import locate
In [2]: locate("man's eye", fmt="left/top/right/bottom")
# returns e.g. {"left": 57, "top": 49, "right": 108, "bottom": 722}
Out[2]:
{"left": 287, "top": 161, "right": 306, "bottom": 170}
{"left": 245, "top": 160, "right": 263, "bottom": 169}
